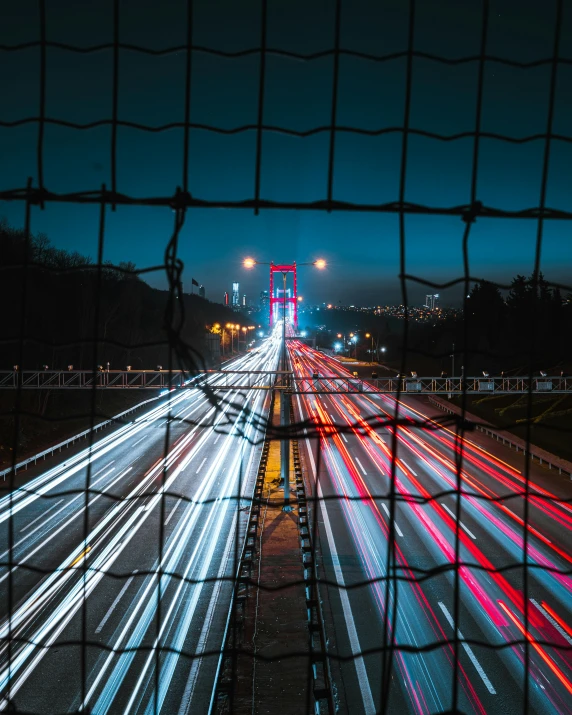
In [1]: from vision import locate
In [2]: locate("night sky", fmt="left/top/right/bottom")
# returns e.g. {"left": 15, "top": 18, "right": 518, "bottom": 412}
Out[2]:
{"left": 1, "top": 0, "right": 572, "bottom": 306}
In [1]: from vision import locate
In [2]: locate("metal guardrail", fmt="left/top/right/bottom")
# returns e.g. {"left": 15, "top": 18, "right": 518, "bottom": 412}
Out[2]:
{"left": 427, "top": 396, "right": 572, "bottom": 479}
{"left": 1, "top": 371, "right": 571, "bottom": 394}
{"left": 0, "top": 395, "right": 161, "bottom": 479}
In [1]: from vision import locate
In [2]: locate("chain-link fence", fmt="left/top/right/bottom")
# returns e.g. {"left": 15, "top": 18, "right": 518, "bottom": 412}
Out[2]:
{"left": 1, "top": 0, "right": 571, "bottom": 713}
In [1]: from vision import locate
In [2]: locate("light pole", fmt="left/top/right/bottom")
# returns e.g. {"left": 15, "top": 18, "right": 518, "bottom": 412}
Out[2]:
{"left": 226, "top": 323, "right": 238, "bottom": 353}
{"left": 350, "top": 334, "right": 358, "bottom": 359}
{"left": 365, "top": 333, "right": 374, "bottom": 364}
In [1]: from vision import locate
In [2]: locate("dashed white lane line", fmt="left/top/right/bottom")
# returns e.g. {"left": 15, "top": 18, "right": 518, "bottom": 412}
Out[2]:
{"left": 400, "top": 459, "right": 417, "bottom": 477}
{"left": 354, "top": 457, "right": 368, "bottom": 476}
{"left": 438, "top": 602, "right": 496, "bottom": 695}
{"left": 20, "top": 499, "right": 64, "bottom": 533}
{"left": 164, "top": 497, "right": 183, "bottom": 526}
{"left": 341, "top": 433, "right": 348, "bottom": 443}
{"left": 95, "top": 573, "right": 136, "bottom": 634}
{"left": 441, "top": 503, "right": 477, "bottom": 540}
{"left": 131, "top": 435, "right": 147, "bottom": 448}
{"left": 531, "top": 599, "right": 572, "bottom": 645}
{"left": 381, "top": 503, "right": 404, "bottom": 537}
{"left": 196, "top": 457, "right": 207, "bottom": 474}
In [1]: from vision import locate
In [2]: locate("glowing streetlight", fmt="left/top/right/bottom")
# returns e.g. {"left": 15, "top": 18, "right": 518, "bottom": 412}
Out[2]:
{"left": 243, "top": 257, "right": 256, "bottom": 269}
{"left": 314, "top": 258, "right": 326, "bottom": 270}
{"left": 365, "top": 332, "right": 374, "bottom": 363}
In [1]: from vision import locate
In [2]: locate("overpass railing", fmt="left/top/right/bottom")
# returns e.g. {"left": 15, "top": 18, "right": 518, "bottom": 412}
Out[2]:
{"left": 1, "top": 371, "right": 571, "bottom": 394}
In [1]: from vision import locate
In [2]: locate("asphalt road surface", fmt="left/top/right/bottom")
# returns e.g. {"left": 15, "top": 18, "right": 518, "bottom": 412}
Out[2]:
{"left": 0, "top": 333, "right": 281, "bottom": 714}
{"left": 290, "top": 340, "right": 572, "bottom": 715}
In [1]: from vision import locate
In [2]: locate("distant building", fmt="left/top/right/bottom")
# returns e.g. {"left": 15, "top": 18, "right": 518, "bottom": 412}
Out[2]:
{"left": 260, "top": 290, "right": 269, "bottom": 317}
{"left": 199, "top": 285, "right": 206, "bottom": 299}
{"left": 232, "top": 282, "right": 240, "bottom": 310}
{"left": 223, "top": 291, "right": 229, "bottom": 306}
{"left": 424, "top": 294, "right": 439, "bottom": 311}
{"left": 242, "top": 295, "right": 247, "bottom": 307}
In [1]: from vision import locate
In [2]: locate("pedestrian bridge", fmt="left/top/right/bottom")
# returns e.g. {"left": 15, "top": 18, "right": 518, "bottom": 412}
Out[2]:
{"left": 0, "top": 370, "right": 570, "bottom": 394}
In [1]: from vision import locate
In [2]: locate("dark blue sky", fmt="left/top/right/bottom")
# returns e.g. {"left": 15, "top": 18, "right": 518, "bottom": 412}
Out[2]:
{"left": 1, "top": 0, "right": 572, "bottom": 306}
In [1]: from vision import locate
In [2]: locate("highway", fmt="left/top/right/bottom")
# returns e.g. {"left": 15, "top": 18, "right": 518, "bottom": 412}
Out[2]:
{"left": 290, "top": 340, "right": 572, "bottom": 715}
{"left": 0, "top": 333, "right": 281, "bottom": 714}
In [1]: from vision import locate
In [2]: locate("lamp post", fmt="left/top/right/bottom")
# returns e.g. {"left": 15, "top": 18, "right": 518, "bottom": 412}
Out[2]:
{"left": 350, "top": 333, "right": 358, "bottom": 359}
{"left": 244, "top": 257, "right": 326, "bottom": 511}
{"left": 365, "top": 333, "right": 374, "bottom": 364}
{"left": 226, "top": 323, "right": 237, "bottom": 354}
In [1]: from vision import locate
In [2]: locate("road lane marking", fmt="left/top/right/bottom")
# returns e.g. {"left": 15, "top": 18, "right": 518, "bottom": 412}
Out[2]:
{"left": 131, "top": 436, "right": 147, "bottom": 448}
{"left": 196, "top": 457, "right": 207, "bottom": 474}
{"left": 70, "top": 546, "right": 91, "bottom": 568}
{"left": 95, "top": 575, "right": 135, "bottom": 634}
{"left": 165, "top": 498, "right": 183, "bottom": 526}
{"left": 400, "top": 459, "right": 417, "bottom": 476}
{"left": 441, "top": 503, "right": 477, "bottom": 540}
{"left": 214, "top": 434, "right": 221, "bottom": 444}
{"left": 355, "top": 457, "right": 368, "bottom": 476}
{"left": 341, "top": 433, "right": 348, "bottom": 443}
{"left": 20, "top": 499, "right": 64, "bottom": 533}
{"left": 531, "top": 599, "right": 572, "bottom": 645}
{"left": 438, "top": 601, "right": 496, "bottom": 695}
{"left": 381, "top": 503, "right": 404, "bottom": 537}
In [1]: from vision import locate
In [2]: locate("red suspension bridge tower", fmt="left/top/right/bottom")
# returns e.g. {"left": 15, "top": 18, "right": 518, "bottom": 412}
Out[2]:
{"left": 269, "top": 263, "right": 298, "bottom": 329}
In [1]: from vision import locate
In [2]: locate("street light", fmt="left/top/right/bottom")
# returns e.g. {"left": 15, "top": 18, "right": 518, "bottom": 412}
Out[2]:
{"left": 365, "top": 332, "right": 374, "bottom": 364}
{"left": 350, "top": 334, "right": 358, "bottom": 359}
{"left": 226, "top": 322, "right": 237, "bottom": 353}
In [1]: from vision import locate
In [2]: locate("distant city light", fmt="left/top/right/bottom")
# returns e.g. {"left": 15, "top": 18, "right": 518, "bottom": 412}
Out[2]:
{"left": 258, "top": 331, "right": 264, "bottom": 337}
{"left": 334, "top": 342, "right": 342, "bottom": 350}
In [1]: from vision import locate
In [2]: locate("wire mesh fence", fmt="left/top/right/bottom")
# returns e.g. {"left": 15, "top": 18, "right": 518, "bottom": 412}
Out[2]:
{"left": 1, "top": 0, "right": 572, "bottom": 713}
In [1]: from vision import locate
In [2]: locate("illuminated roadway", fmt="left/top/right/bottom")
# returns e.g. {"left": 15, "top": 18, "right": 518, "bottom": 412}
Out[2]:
{"left": 0, "top": 333, "right": 281, "bottom": 714}
{"left": 290, "top": 340, "right": 572, "bottom": 715}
